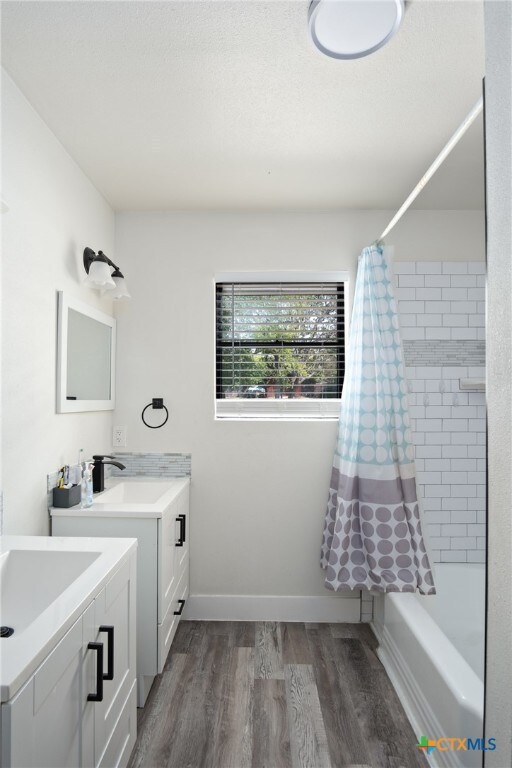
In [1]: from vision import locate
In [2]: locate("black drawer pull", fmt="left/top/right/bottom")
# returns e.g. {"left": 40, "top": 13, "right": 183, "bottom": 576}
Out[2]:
{"left": 174, "top": 599, "right": 186, "bottom": 616}
{"left": 176, "top": 514, "right": 186, "bottom": 547}
{"left": 87, "top": 642, "right": 104, "bottom": 702}
{"left": 99, "top": 625, "right": 114, "bottom": 681}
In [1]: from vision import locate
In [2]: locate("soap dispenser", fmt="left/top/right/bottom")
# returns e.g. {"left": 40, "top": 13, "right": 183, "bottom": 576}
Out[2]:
{"left": 81, "top": 462, "right": 94, "bottom": 508}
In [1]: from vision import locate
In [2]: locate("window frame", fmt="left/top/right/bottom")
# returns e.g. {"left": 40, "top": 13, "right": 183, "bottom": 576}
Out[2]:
{"left": 214, "top": 271, "right": 349, "bottom": 420}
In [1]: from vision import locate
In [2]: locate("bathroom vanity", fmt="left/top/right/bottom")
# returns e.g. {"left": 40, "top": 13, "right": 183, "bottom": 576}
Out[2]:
{"left": 51, "top": 477, "right": 190, "bottom": 707}
{"left": 0, "top": 535, "right": 137, "bottom": 768}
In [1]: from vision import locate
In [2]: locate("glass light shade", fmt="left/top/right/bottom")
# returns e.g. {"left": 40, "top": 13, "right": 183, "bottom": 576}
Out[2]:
{"left": 109, "top": 275, "right": 131, "bottom": 300}
{"left": 308, "top": 0, "right": 404, "bottom": 60}
{"left": 86, "top": 259, "right": 116, "bottom": 288}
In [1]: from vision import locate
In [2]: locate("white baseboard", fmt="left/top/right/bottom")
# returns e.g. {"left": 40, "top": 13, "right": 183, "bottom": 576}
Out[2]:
{"left": 182, "top": 594, "right": 361, "bottom": 622}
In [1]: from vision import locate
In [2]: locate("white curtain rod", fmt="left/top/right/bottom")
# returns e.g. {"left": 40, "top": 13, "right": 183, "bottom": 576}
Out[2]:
{"left": 378, "top": 96, "right": 484, "bottom": 242}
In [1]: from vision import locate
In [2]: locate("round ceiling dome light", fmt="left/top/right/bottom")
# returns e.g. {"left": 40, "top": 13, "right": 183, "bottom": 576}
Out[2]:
{"left": 308, "top": 0, "right": 405, "bottom": 60}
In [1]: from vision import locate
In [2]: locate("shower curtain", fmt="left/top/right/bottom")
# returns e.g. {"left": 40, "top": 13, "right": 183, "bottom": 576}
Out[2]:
{"left": 320, "top": 245, "right": 435, "bottom": 595}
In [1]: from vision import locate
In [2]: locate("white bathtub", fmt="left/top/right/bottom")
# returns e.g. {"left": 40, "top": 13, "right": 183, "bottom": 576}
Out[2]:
{"left": 373, "top": 564, "right": 485, "bottom": 768}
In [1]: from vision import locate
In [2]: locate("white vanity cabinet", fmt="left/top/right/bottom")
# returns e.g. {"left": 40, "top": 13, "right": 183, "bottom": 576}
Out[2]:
{"left": 51, "top": 477, "right": 190, "bottom": 707}
{"left": 157, "top": 481, "right": 190, "bottom": 672}
{"left": 0, "top": 553, "right": 137, "bottom": 768}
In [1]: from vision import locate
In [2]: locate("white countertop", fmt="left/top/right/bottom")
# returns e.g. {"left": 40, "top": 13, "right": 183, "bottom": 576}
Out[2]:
{"left": 50, "top": 476, "right": 190, "bottom": 518}
{"left": 0, "top": 535, "right": 137, "bottom": 702}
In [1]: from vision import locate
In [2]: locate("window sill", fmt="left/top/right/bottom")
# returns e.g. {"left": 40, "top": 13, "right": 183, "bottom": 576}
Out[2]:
{"left": 215, "top": 399, "right": 341, "bottom": 420}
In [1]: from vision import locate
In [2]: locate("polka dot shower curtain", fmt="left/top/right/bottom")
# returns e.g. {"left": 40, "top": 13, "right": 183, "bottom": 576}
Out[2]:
{"left": 320, "top": 245, "right": 436, "bottom": 595}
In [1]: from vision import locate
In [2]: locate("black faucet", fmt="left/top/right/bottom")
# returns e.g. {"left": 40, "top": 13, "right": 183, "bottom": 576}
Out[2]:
{"left": 92, "top": 454, "right": 126, "bottom": 493}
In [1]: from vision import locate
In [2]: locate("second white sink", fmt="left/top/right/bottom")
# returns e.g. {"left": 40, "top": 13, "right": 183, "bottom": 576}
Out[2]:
{"left": 0, "top": 549, "right": 100, "bottom": 633}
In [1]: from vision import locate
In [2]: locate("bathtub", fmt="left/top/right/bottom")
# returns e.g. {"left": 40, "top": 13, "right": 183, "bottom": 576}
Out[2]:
{"left": 372, "top": 564, "right": 485, "bottom": 768}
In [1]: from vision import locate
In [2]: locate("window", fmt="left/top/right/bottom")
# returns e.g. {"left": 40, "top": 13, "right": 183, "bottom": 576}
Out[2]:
{"left": 215, "top": 273, "right": 347, "bottom": 419}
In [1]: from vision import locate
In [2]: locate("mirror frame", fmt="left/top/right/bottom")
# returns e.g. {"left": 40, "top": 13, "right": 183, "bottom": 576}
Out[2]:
{"left": 56, "top": 291, "right": 116, "bottom": 413}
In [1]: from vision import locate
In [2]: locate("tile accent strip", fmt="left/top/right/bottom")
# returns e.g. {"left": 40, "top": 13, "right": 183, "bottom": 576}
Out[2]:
{"left": 403, "top": 340, "right": 485, "bottom": 367}
{"left": 109, "top": 452, "right": 191, "bottom": 477}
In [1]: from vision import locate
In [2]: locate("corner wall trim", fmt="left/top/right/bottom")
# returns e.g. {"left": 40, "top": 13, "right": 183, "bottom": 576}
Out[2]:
{"left": 182, "top": 594, "right": 361, "bottom": 623}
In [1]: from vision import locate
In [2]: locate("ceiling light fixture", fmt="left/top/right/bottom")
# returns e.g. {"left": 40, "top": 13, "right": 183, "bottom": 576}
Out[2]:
{"left": 308, "top": 0, "right": 405, "bottom": 60}
{"left": 83, "top": 247, "right": 131, "bottom": 299}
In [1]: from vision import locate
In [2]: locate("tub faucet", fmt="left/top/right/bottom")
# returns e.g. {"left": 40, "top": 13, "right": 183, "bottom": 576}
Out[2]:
{"left": 92, "top": 454, "right": 126, "bottom": 493}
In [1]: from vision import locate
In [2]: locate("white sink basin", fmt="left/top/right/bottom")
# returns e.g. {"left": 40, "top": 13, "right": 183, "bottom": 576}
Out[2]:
{"left": 0, "top": 535, "right": 137, "bottom": 702}
{"left": 0, "top": 549, "right": 100, "bottom": 633}
{"left": 51, "top": 477, "right": 190, "bottom": 518}
{"left": 97, "top": 481, "right": 171, "bottom": 504}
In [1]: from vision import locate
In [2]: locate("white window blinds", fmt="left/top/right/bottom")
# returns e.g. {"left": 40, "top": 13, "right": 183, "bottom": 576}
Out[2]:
{"left": 215, "top": 280, "right": 345, "bottom": 419}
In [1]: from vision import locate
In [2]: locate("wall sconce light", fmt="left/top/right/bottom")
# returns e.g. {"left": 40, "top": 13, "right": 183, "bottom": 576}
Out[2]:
{"left": 83, "top": 247, "right": 131, "bottom": 300}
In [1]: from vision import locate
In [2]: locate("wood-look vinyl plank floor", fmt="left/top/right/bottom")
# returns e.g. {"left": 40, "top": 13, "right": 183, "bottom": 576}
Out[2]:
{"left": 307, "top": 625, "right": 373, "bottom": 768}
{"left": 255, "top": 621, "right": 285, "bottom": 680}
{"left": 252, "top": 679, "right": 292, "bottom": 768}
{"left": 128, "top": 621, "right": 428, "bottom": 768}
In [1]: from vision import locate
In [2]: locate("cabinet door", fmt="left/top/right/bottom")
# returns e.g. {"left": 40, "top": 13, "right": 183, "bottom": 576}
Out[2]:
{"left": 174, "top": 484, "right": 190, "bottom": 580}
{"left": 159, "top": 485, "right": 190, "bottom": 623}
{"left": 2, "top": 615, "right": 84, "bottom": 768}
{"left": 93, "top": 555, "right": 137, "bottom": 767}
{"left": 81, "top": 601, "right": 97, "bottom": 768}
{"left": 158, "top": 501, "right": 177, "bottom": 623}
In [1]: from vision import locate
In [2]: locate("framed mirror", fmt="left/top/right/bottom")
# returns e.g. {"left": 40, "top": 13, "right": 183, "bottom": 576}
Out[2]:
{"left": 57, "top": 291, "right": 116, "bottom": 412}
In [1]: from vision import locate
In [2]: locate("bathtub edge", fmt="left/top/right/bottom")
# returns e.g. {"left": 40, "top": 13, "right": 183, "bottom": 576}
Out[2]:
{"left": 373, "top": 620, "right": 457, "bottom": 768}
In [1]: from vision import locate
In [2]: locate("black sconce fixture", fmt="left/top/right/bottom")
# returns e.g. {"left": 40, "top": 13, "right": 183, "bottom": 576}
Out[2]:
{"left": 83, "top": 247, "right": 131, "bottom": 300}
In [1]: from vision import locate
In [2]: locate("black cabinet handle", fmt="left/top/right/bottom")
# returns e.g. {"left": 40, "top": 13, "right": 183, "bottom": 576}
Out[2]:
{"left": 99, "top": 625, "right": 114, "bottom": 681}
{"left": 87, "top": 642, "right": 104, "bottom": 702}
{"left": 174, "top": 599, "right": 186, "bottom": 616}
{"left": 176, "top": 514, "right": 186, "bottom": 547}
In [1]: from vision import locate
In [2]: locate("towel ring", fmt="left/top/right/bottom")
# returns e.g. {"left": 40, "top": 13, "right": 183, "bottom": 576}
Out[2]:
{"left": 141, "top": 401, "right": 169, "bottom": 429}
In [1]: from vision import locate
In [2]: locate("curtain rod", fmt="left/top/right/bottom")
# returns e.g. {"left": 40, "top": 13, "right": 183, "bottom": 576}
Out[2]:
{"left": 378, "top": 96, "right": 483, "bottom": 243}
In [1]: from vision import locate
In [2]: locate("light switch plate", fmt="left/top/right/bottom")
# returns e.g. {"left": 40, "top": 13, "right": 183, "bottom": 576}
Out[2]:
{"left": 113, "top": 425, "right": 127, "bottom": 448}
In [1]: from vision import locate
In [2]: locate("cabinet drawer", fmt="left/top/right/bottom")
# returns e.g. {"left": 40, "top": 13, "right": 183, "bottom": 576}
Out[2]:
{"left": 157, "top": 566, "right": 189, "bottom": 673}
{"left": 97, "top": 680, "right": 137, "bottom": 768}
{"left": 94, "top": 558, "right": 136, "bottom": 766}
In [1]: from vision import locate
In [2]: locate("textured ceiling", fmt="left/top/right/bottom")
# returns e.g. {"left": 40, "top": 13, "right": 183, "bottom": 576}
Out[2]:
{"left": 1, "top": 0, "right": 485, "bottom": 211}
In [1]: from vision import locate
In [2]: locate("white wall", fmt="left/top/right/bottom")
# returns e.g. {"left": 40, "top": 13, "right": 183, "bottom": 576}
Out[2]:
{"left": 1, "top": 70, "right": 115, "bottom": 535}
{"left": 114, "top": 210, "right": 484, "bottom": 606}
{"left": 484, "top": 2, "right": 512, "bottom": 764}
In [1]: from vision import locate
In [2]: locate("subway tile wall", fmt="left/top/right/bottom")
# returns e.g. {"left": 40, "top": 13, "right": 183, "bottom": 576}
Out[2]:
{"left": 395, "top": 261, "right": 486, "bottom": 564}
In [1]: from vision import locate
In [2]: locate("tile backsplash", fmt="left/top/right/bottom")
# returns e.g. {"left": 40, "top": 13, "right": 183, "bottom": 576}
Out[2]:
{"left": 109, "top": 452, "right": 191, "bottom": 477}
{"left": 395, "top": 261, "right": 486, "bottom": 564}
